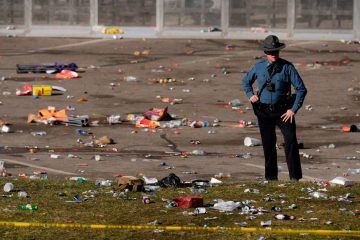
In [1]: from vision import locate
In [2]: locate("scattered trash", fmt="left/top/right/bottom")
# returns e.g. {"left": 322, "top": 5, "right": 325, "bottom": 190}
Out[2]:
{"left": 300, "top": 152, "right": 313, "bottom": 159}
{"left": 274, "top": 214, "right": 295, "bottom": 220}
{"left": 159, "top": 173, "right": 182, "bottom": 188}
{"left": 190, "top": 121, "right": 209, "bottom": 128}
{"left": 329, "top": 177, "right": 354, "bottom": 186}
{"left": 16, "top": 63, "right": 78, "bottom": 74}
{"left": 213, "top": 199, "right": 241, "bottom": 212}
{"left": 117, "top": 176, "right": 144, "bottom": 192}
{"left": 193, "top": 207, "right": 207, "bottom": 215}
{"left": 310, "top": 191, "right": 328, "bottom": 199}
{"left": 0, "top": 125, "right": 10, "bottom": 133}
{"left": 173, "top": 196, "right": 203, "bottom": 208}
{"left": 260, "top": 220, "right": 272, "bottom": 227}
{"left": 228, "top": 99, "right": 241, "bottom": 107}
{"left": 55, "top": 70, "right": 79, "bottom": 79}
{"left": 28, "top": 107, "right": 89, "bottom": 127}
{"left": 18, "top": 204, "right": 38, "bottom": 210}
{"left": 50, "top": 154, "right": 61, "bottom": 159}
{"left": 69, "top": 177, "right": 88, "bottom": 183}
{"left": 191, "top": 149, "right": 206, "bottom": 156}
{"left": 16, "top": 85, "right": 66, "bottom": 96}
{"left": 347, "top": 168, "right": 360, "bottom": 175}
{"left": 3, "top": 182, "right": 14, "bottom": 192}
{"left": 102, "top": 27, "right": 124, "bottom": 35}
{"left": 31, "top": 131, "right": 47, "bottom": 136}
{"left": 244, "top": 188, "right": 260, "bottom": 194}
{"left": 107, "top": 115, "right": 121, "bottom": 125}
{"left": 244, "top": 137, "right": 262, "bottom": 147}
{"left": 342, "top": 125, "right": 359, "bottom": 132}
{"left": 18, "top": 191, "right": 28, "bottom": 198}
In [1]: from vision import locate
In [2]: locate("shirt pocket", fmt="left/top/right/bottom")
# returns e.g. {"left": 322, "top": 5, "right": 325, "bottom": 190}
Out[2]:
{"left": 273, "top": 73, "right": 289, "bottom": 91}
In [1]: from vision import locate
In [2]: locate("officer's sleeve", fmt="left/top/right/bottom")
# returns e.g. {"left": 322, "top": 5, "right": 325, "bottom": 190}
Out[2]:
{"left": 242, "top": 65, "right": 257, "bottom": 99}
{"left": 289, "top": 65, "right": 307, "bottom": 113}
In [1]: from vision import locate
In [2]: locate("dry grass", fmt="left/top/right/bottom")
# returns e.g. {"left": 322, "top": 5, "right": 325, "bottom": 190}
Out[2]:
{"left": 0, "top": 178, "right": 359, "bottom": 239}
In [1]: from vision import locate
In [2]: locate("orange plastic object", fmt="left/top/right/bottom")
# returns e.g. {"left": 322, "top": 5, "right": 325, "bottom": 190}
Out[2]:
{"left": 342, "top": 126, "right": 350, "bottom": 132}
{"left": 55, "top": 70, "right": 79, "bottom": 79}
{"left": 38, "top": 108, "right": 68, "bottom": 122}
{"left": 135, "top": 119, "right": 160, "bottom": 128}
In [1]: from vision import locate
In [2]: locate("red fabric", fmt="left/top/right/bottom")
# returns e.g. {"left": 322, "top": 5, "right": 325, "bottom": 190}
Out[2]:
{"left": 173, "top": 196, "right": 203, "bottom": 208}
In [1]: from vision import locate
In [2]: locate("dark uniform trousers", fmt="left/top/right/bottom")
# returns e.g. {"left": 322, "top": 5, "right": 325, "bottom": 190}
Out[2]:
{"left": 254, "top": 103, "right": 302, "bottom": 180}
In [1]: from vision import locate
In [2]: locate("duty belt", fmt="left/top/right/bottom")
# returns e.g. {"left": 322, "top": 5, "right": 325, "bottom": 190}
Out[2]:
{"left": 259, "top": 102, "right": 287, "bottom": 112}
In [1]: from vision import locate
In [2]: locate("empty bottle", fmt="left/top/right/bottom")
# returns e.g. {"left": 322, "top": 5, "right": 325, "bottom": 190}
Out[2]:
{"left": 18, "top": 204, "right": 38, "bottom": 210}
{"left": 274, "top": 214, "right": 294, "bottom": 220}
{"left": 191, "top": 149, "right": 206, "bottom": 156}
{"left": 124, "top": 76, "right": 137, "bottom": 82}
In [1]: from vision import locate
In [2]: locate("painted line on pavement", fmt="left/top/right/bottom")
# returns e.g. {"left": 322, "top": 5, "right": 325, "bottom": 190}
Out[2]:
{"left": 30, "top": 38, "right": 112, "bottom": 52}
{"left": 2, "top": 158, "right": 76, "bottom": 175}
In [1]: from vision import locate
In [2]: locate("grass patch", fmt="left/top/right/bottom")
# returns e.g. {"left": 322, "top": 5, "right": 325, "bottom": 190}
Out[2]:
{"left": 0, "top": 178, "right": 359, "bottom": 239}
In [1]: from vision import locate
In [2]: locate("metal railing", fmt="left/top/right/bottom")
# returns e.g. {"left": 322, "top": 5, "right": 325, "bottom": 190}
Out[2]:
{"left": 0, "top": 0, "right": 358, "bottom": 40}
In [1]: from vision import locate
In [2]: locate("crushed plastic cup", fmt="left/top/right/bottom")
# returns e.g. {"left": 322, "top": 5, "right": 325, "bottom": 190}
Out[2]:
{"left": 3, "top": 182, "right": 14, "bottom": 192}
{"left": 18, "top": 191, "right": 28, "bottom": 198}
{"left": 244, "top": 137, "right": 262, "bottom": 147}
{"left": 1, "top": 125, "right": 10, "bottom": 133}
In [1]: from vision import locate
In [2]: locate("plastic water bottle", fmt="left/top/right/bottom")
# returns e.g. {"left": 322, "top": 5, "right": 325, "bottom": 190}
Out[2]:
{"left": 69, "top": 177, "right": 87, "bottom": 183}
{"left": 18, "top": 204, "right": 38, "bottom": 210}
{"left": 124, "top": 76, "right": 137, "bottom": 82}
{"left": 191, "top": 149, "right": 206, "bottom": 156}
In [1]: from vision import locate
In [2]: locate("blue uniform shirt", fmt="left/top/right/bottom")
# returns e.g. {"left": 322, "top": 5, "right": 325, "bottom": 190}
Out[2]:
{"left": 242, "top": 58, "right": 307, "bottom": 113}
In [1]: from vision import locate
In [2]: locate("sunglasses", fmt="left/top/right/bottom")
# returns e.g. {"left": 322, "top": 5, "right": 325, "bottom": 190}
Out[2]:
{"left": 264, "top": 50, "right": 279, "bottom": 55}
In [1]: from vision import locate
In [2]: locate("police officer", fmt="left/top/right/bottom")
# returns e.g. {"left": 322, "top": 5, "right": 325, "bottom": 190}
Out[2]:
{"left": 242, "top": 35, "right": 307, "bottom": 181}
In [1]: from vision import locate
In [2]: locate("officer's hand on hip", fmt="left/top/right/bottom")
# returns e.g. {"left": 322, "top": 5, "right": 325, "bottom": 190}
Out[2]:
{"left": 250, "top": 95, "right": 259, "bottom": 103}
{"left": 281, "top": 110, "right": 295, "bottom": 123}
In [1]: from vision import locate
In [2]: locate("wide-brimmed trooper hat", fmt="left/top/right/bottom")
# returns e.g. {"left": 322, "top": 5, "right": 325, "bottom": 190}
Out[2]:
{"left": 258, "top": 35, "right": 286, "bottom": 51}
